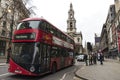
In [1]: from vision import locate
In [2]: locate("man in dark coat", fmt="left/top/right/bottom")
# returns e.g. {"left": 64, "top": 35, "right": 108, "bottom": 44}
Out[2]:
{"left": 99, "top": 52, "right": 104, "bottom": 65}
{"left": 84, "top": 54, "right": 88, "bottom": 66}
{"left": 6, "top": 45, "right": 11, "bottom": 63}
{"left": 93, "top": 53, "right": 97, "bottom": 64}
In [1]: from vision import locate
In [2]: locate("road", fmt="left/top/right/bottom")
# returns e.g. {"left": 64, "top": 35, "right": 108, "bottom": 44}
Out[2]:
{"left": 0, "top": 61, "right": 84, "bottom": 80}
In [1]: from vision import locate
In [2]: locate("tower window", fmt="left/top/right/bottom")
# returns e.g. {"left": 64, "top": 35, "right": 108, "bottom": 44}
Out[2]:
{"left": 70, "top": 14, "right": 73, "bottom": 18}
{"left": 70, "top": 22, "right": 72, "bottom": 31}
{"left": 70, "top": 22, "right": 72, "bottom": 27}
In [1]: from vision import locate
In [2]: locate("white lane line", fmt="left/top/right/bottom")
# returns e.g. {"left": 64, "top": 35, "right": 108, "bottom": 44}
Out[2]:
{"left": 60, "top": 73, "right": 67, "bottom": 80}
{"left": 0, "top": 66, "right": 8, "bottom": 68}
{"left": 0, "top": 63, "right": 6, "bottom": 66}
{"left": 0, "top": 73, "right": 10, "bottom": 77}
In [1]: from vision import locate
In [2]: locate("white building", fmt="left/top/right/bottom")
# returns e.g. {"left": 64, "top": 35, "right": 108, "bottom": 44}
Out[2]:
{"left": 66, "top": 3, "right": 83, "bottom": 54}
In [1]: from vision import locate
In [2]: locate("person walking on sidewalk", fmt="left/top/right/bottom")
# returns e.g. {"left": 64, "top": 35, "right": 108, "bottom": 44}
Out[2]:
{"left": 84, "top": 54, "right": 88, "bottom": 66}
{"left": 89, "top": 54, "right": 93, "bottom": 65}
{"left": 93, "top": 52, "right": 97, "bottom": 64}
{"left": 99, "top": 51, "right": 104, "bottom": 65}
{"left": 6, "top": 44, "right": 11, "bottom": 63}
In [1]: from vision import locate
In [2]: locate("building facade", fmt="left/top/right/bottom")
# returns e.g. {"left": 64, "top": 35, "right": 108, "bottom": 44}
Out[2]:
{"left": 100, "top": 0, "right": 120, "bottom": 58}
{"left": 95, "top": 33, "right": 101, "bottom": 52}
{"left": 67, "top": 3, "right": 83, "bottom": 54}
{"left": 100, "top": 24, "right": 108, "bottom": 57}
{"left": 0, "top": 0, "right": 30, "bottom": 58}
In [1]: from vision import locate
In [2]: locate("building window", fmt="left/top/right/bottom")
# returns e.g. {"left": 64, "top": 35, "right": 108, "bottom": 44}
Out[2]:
{"left": 1, "top": 30, "right": 5, "bottom": 36}
{"left": 2, "top": 21, "right": 6, "bottom": 28}
{"left": 110, "top": 7, "right": 112, "bottom": 12}
{"left": 0, "top": 40, "right": 6, "bottom": 56}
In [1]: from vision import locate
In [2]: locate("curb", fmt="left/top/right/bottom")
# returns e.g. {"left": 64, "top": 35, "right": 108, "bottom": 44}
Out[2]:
{"left": 75, "top": 73, "right": 88, "bottom": 80}
{"left": 74, "top": 65, "right": 88, "bottom": 80}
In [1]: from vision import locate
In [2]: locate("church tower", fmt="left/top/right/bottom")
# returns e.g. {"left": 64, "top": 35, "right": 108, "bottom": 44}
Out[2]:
{"left": 67, "top": 3, "right": 76, "bottom": 37}
{"left": 66, "top": 3, "right": 83, "bottom": 54}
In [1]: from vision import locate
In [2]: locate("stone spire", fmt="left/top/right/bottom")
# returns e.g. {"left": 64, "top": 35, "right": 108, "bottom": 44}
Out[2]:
{"left": 67, "top": 3, "right": 76, "bottom": 36}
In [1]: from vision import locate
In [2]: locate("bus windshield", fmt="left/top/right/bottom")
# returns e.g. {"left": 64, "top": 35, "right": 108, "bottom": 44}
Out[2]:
{"left": 17, "top": 21, "right": 40, "bottom": 30}
{"left": 11, "top": 43, "right": 35, "bottom": 64}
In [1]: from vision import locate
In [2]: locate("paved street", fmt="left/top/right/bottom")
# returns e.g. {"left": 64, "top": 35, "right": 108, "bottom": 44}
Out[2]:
{"left": 1, "top": 59, "right": 120, "bottom": 80}
{"left": 75, "top": 59, "right": 120, "bottom": 80}
{"left": 0, "top": 59, "right": 6, "bottom": 66}
{"left": 0, "top": 59, "right": 81, "bottom": 80}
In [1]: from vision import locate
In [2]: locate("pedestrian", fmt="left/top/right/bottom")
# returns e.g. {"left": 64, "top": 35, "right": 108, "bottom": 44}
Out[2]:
{"left": 99, "top": 51, "right": 104, "bottom": 65}
{"left": 84, "top": 54, "right": 88, "bottom": 66}
{"left": 6, "top": 44, "right": 11, "bottom": 63}
{"left": 89, "top": 54, "right": 93, "bottom": 65}
{"left": 93, "top": 52, "right": 97, "bottom": 64}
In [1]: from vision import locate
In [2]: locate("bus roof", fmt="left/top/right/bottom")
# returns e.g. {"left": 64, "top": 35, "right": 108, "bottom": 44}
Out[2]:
{"left": 21, "top": 17, "right": 74, "bottom": 41}
{"left": 22, "top": 17, "right": 43, "bottom": 21}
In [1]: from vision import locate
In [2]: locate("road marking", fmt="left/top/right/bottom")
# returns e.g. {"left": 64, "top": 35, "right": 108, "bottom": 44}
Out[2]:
{"left": 0, "top": 73, "right": 10, "bottom": 77}
{"left": 60, "top": 73, "right": 67, "bottom": 80}
{"left": 0, "top": 66, "right": 8, "bottom": 68}
{"left": 0, "top": 63, "right": 7, "bottom": 66}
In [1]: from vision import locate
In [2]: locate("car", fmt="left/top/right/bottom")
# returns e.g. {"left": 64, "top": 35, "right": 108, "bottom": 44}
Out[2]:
{"left": 76, "top": 54, "right": 84, "bottom": 61}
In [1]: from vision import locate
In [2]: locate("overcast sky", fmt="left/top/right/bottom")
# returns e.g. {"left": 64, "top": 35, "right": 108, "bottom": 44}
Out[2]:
{"left": 31, "top": 0, "right": 114, "bottom": 45}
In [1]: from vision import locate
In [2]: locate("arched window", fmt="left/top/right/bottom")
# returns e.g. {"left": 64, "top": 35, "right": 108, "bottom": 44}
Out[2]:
{"left": 70, "top": 22, "right": 72, "bottom": 31}
{"left": 77, "top": 37, "right": 80, "bottom": 42}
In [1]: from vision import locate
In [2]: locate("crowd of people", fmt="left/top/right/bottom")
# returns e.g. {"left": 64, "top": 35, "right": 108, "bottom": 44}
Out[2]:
{"left": 83, "top": 51, "right": 104, "bottom": 66}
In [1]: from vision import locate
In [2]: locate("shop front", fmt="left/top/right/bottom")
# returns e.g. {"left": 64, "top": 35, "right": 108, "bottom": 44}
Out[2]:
{"left": 0, "top": 37, "right": 9, "bottom": 58}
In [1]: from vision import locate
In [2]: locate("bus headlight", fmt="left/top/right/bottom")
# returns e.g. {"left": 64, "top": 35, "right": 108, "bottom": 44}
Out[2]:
{"left": 30, "top": 66, "right": 35, "bottom": 72}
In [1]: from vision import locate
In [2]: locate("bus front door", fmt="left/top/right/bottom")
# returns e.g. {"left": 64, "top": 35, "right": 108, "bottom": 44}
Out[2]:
{"left": 40, "top": 44, "right": 51, "bottom": 73}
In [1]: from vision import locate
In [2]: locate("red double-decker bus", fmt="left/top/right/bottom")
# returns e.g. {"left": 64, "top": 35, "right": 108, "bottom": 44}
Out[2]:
{"left": 8, "top": 18, "right": 75, "bottom": 76}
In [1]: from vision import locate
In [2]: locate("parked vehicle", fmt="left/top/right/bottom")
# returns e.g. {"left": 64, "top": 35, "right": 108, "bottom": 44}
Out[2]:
{"left": 76, "top": 54, "right": 84, "bottom": 61}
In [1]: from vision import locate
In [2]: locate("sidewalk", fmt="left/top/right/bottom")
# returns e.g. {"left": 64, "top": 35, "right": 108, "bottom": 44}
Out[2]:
{"left": 75, "top": 59, "right": 120, "bottom": 80}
